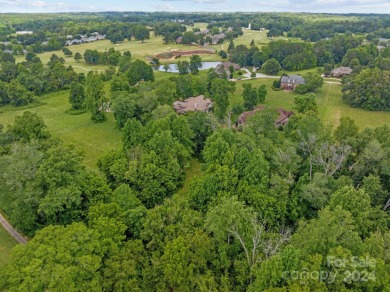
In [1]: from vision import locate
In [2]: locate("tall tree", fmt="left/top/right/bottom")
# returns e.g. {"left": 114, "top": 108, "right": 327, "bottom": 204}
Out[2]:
{"left": 8, "top": 111, "right": 50, "bottom": 142}
{"left": 74, "top": 52, "right": 82, "bottom": 62}
{"left": 177, "top": 61, "right": 189, "bottom": 75}
{"left": 189, "top": 55, "right": 202, "bottom": 75}
{"left": 126, "top": 60, "right": 154, "bottom": 86}
{"left": 242, "top": 83, "right": 258, "bottom": 110}
{"left": 257, "top": 84, "right": 267, "bottom": 103}
{"left": 69, "top": 81, "right": 85, "bottom": 110}
{"left": 85, "top": 73, "right": 107, "bottom": 122}
{"left": 294, "top": 93, "right": 318, "bottom": 115}
{"left": 134, "top": 25, "right": 150, "bottom": 43}
{"left": 262, "top": 58, "right": 281, "bottom": 75}
{"left": 210, "top": 78, "right": 236, "bottom": 120}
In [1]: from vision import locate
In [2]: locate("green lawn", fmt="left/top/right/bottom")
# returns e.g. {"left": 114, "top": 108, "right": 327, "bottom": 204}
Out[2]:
{"left": 232, "top": 78, "right": 390, "bottom": 130}
{"left": 0, "top": 90, "right": 122, "bottom": 171}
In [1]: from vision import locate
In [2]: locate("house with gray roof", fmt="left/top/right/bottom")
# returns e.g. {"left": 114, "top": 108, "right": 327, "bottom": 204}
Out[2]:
{"left": 281, "top": 75, "right": 305, "bottom": 91}
{"left": 65, "top": 39, "right": 83, "bottom": 46}
{"left": 211, "top": 34, "right": 225, "bottom": 45}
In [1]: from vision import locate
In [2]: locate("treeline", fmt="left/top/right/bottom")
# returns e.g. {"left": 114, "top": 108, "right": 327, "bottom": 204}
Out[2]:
{"left": 0, "top": 51, "right": 82, "bottom": 106}
{"left": 227, "top": 33, "right": 389, "bottom": 77}
{"left": 342, "top": 68, "right": 390, "bottom": 111}
{"left": 1, "top": 92, "right": 390, "bottom": 290}
{"left": 82, "top": 48, "right": 131, "bottom": 67}
{"left": 2, "top": 12, "right": 389, "bottom": 50}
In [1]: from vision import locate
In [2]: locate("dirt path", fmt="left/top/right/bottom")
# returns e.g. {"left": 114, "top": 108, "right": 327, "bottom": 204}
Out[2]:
{"left": 0, "top": 213, "right": 27, "bottom": 244}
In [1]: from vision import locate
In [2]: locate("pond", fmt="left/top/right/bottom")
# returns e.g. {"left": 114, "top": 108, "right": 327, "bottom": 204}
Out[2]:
{"left": 157, "top": 61, "right": 222, "bottom": 73}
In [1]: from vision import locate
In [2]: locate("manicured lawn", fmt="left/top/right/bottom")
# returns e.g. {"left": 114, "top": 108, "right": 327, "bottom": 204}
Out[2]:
{"left": 232, "top": 78, "right": 390, "bottom": 130}
{"left": 0, "top": 90, "right": 122, "bottom": 171}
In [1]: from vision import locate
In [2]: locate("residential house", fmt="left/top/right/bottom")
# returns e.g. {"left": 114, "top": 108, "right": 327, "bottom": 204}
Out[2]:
{"left": 237, "top": 106, "right": 294, "bottom": 127}
{"left": 211, "top": 34, "right": 225, "bottom": 45}
{"left": 64, "top": 34, "right": 106, "bottom": 46}
{"left": 215, "top": 61, "right": 241, "bottom": 77}
{"left": 65, "top": 39, "right": 83, "bottom": 46}
{"left": 173, "top": 95, "right": 213, "bottom": 114}
{"left": 83, "top": 36, "right": 98, "bottom": 43}
{"left": 221, "top": 61, "right": 241, "bottom": 71}
{"left": 331, "top": 66, "right": 353, "bottom": 78}
{"left": 281, "top": 75, "right": 305, "bottom": 91}
{"left": 96, "top": 34, "right": 106, "bottom": 40}
{"left": 16, "top": 31, "right": 33, "bottom": 35}
{"left": 176, "top": 36, "right": 183, "bottom": 44}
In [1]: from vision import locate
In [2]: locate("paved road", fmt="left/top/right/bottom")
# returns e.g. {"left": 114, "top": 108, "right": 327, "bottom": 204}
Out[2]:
{"left": 0, "top": 213, "right": 27, "bottom": 244}
{"left": 72, "top": 65, "right": 105, "bottom": 72}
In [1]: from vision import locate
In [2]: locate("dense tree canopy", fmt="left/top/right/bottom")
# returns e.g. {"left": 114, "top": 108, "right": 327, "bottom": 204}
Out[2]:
{"left": 1, "top": 11, "right": 390, "bottom": 292}
{"left": 342, "top": 68, "right": 390, "bottom": 111}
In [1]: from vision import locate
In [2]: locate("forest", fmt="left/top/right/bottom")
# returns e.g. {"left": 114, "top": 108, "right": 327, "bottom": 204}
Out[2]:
{"left": 0, "top": 11, "right": 390, "bottom": 291}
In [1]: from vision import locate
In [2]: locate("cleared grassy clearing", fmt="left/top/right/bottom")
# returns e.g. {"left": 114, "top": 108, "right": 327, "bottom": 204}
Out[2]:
{"left": 0, "top": 89, "right": 121, "bottom": 171}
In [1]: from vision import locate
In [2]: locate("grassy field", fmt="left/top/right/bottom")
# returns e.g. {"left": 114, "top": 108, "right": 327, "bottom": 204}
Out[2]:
{"left": 232, "top": 78, "right": 390, "bottom": 130}
{"left": 15, "top": 32, "right": 223, "bottom": 73}
{"left": 14, "top": 28, "right": 289, "bottom": 74}
{"left": 0, "top": 90, "right": 122, "bottom": 171}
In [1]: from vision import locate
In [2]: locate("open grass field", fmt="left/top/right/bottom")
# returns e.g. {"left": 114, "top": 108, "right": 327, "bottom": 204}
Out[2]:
{"left": 232, "top": 78, "right": 390, "bottom": 130}
{"left": 15, "top": 32, "right": 223, "bottom": 73}
{"left": 0, "top": 90, "right": 122, "bottom": 171}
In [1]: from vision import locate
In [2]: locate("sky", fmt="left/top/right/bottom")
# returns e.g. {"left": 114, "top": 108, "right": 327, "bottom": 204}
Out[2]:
{"left": 0, "top": 0, "right": 389, "bottom": 13}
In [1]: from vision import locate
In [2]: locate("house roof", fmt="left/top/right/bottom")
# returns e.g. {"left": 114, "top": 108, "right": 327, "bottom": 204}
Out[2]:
{"left": 221, "top": 61, "right": 241, "bottom": 70}
{"left": 331, "top": 67, "right": 353, "bottom": 75}
{"left": 173, "top": 95, "right": 213, "bottom": 114}
{"left": 281, "top": 75, "right": 305, "bottom": 85}
{"left": 238, "top": 106, "right": 294, "bottom": 126}
{"left": 211, "top": 34, "right": 225, "bottom": 44}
